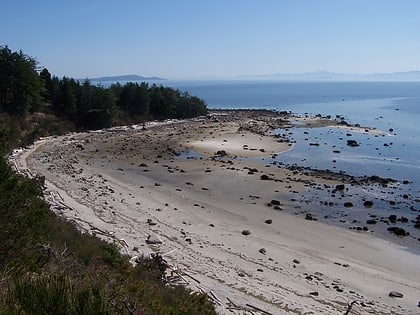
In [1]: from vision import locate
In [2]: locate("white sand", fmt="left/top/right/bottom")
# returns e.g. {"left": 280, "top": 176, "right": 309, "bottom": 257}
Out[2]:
{"left": 10, "top": 113, "right": 420, "bottom": 314}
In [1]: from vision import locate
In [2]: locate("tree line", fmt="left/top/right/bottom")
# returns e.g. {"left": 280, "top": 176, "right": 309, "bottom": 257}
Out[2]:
{"left": 0, "top": 45, "right": 216, "bottom": 313}
{"left": 0, "top": 45, "right": 208, "bottom": 131}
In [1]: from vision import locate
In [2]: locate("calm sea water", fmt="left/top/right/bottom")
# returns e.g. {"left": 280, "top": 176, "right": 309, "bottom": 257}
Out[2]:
{"left": 161, "top": 80, "right": 420, "bottom": 248}
{"left": 162, "top": 81, "right": 420, "bottom": 186}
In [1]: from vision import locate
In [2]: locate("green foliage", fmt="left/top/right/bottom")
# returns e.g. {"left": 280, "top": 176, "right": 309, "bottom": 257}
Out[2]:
{"left": 0, "top": 136, "right": 215, "bottom": 314}
{"left": 0, "top": 45, "right": 214, "bottom": 313}
{"left": 0, "top": 46, "right": 43, "bottom": 116}
{"left": 6, "top": 274, "right": 110, "bottom": 315}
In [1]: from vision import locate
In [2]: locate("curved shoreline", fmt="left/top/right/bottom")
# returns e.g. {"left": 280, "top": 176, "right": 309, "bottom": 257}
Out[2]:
{"left": 9, "top": 111, "right": 420, "bottom": 314}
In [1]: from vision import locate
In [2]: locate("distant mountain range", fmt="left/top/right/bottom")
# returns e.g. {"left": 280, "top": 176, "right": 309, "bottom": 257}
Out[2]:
{"left": 84, "top": 71, "right": 420, "bottom": 82}
{"left": 238, "top": 70, "right": 420, "bottom": 81}
{"left": 86, "top": 74, "right": 166, "bottom": 82}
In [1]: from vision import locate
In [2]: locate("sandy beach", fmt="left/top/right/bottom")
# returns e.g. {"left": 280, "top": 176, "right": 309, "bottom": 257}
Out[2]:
{"left": 10, "top": 110, "right": 420, "bottom": 314}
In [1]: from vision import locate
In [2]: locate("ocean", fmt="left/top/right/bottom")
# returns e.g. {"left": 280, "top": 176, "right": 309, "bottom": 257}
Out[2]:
{"left": 164, "top": 81, "right": 420, "bottom": 183}
{"left": 114, "top": 79, "right": 420, "bottom": 249}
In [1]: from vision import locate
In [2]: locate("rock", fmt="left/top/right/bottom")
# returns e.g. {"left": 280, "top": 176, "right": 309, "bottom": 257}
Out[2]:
{"left": 259, "top": 248, "right": 266, "bottom": 255}
{"left": 145, "top": 234, "right": 162, "bottom": 245}
{"left": 293, "top": 259, "right": 300, "bottom": 264}
{"left": 264, "top": 219, "right": 272, "bottom": 224}
{"left": 347, "top": 139, "right": 360, "bottom": 147}
{"left": 305, "top": 213, "right": 313, "bottom": 221}
{"left": 389, "top": 214, "right": 397, "bottom": 223}
{"left": 336, "top": 184, "right": 345, "bottom": 191}
{"left": 388, "top": 291, "right": 403, "bottom": 298}
{"left": 363, "top": 200, "right": 373, "bottom": 208}
{"left": 387, "top": 227, "right": 408, "bottom": 236}
{"left": 260, "top": 174, "right": 270, "bottom": 180}
{"left": 215, "top": 150, "right": 227, "bottom": 157}
{"left": 242, "top": 229, "right": 251, "bottom": 236}
{"left": 344, "top": 202, "right": 353, "bottom": 208}
{"left": 309, "top": 291, "right": 319, "bottom": 296}
{"left": 270, "top": 199, "right": 281, "bottom": 205}
{"left": 366, "top": 219, "right": 377, "bottom": 225}
{"left": 146, "top": 219, "right": 157, "bottom": 226}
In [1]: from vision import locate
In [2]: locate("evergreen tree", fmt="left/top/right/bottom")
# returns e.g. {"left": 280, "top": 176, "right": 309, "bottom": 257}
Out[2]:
{"left": 0, "top": 46, "right": 43, "bottom": 116}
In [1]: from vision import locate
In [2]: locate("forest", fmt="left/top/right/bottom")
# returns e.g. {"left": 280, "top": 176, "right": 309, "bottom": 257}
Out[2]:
{"left": 0, "top": 46, "right": 215, "bottom": 314}
{"left": 0, "top": 45, "right": 207, "bottom": 150}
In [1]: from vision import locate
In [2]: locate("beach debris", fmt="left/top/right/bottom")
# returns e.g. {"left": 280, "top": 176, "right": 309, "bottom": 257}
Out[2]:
{"left": 241, "top": 229, "right": 251, "bottom": 236}
{"left": 343, "top": 301, "right": 357, "bottom": 315}
{"left": 246, "top": 303, "right": 274, "bottom": 315}
{"left": 388, "top": 291, "right": 403, "bottom": 298}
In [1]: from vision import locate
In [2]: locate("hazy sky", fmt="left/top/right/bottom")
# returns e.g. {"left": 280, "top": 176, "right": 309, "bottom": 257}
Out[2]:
{"left": 1, "top": 0, "right": 419, "bottom": 79}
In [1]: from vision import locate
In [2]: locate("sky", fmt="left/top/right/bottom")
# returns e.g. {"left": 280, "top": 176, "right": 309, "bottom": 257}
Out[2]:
{"left": 1, "top": 0, "right": 420, "bottom": 79}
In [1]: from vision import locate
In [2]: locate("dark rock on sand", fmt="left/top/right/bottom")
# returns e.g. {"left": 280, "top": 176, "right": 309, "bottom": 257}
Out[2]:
{"left": 388, "top": 291, "right": 403, "bottom": 298}
{"left": 344, "top": 202, "right": 353, "bottom": 208}
{"left": 270, "top": 199, "right": 281, "bottom": 206}
{"left": 146, "top": 234, "right": 162, "bottom": 245}
{"left": 242, "top": 230, "right": 251, "bottom": 236}
{"left": 347, "top": 139, "right": 360, "bottom": 147}
{"left": 260, "top": 174, "right": 271, "bottom": 180}
{"left": 265, "top": 219, "right": 273, "bottom": 224}
{"left": 336, "top": 184, "right": 345, "bottom": 191}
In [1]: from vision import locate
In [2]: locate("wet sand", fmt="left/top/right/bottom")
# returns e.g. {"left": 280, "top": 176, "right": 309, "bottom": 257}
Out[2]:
{"left": 10, "top": 110, "right": 420, "bottom": 314}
